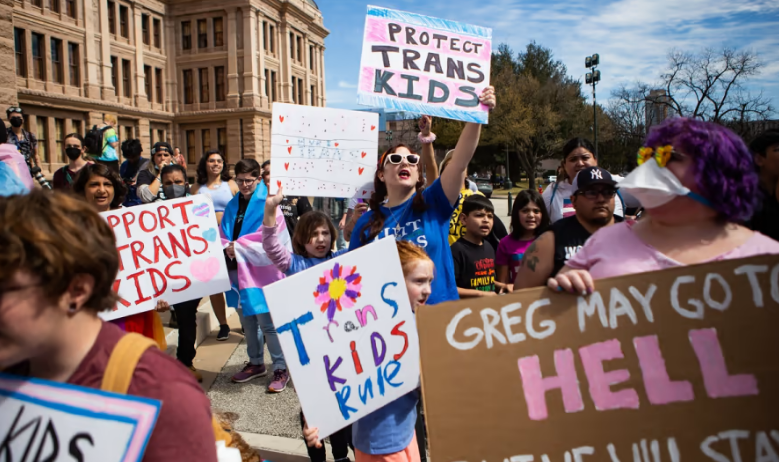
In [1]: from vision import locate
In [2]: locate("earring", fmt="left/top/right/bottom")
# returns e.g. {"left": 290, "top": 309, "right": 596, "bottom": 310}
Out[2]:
{"left": 69, "top": 303, "right": 78, "bottom": 313}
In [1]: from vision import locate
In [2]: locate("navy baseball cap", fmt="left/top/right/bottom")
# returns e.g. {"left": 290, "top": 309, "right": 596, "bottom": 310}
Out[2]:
{"left": 574, "top": 166, "right": 617, "bottom": 193}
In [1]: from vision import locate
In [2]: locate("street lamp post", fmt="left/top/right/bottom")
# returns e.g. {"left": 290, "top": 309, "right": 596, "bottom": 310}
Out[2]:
{"left": 385, "top": 130, "right": 393, "bottom": 147}
{"left": 585, "top": 54, "right": 601, "bottom": 157}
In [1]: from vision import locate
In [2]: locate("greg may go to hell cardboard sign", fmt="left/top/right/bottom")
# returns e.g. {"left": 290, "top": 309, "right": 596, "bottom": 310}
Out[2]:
{"left": 417, "top": 254, "right": 779, "bottom": 462}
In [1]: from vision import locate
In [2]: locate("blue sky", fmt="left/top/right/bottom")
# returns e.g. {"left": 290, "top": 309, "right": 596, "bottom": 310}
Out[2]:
{"left": 317, "top": 0, "right": 779, "bottom": 113}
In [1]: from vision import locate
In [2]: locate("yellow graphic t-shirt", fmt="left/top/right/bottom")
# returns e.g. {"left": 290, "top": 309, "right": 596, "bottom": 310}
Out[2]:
{"left": 448, "top": 188, "right": 484, "bottom": 246}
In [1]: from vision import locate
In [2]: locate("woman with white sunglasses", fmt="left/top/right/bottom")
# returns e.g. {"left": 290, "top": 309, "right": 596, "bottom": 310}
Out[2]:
{"left": 349, "top": 86, "right": 495, "bottom": 306}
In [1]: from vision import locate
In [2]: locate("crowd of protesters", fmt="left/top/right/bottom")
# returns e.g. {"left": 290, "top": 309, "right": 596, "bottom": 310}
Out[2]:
{"left": 3, "top": 87, "right": 779, "bottom": 462}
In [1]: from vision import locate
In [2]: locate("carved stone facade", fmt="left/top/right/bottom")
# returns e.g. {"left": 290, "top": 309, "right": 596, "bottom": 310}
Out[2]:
{"left": 7, "top": 0, "right": 327, "bottom": 174}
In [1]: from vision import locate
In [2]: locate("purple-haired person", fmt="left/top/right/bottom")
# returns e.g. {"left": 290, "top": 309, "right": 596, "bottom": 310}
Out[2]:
{"left": 546, "top": 117, "right": 779, "bottom": 293}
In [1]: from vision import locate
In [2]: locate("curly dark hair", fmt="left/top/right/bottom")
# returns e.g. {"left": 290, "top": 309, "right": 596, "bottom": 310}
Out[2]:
{"left": 196, "top": 149, "right": 231, "bottom": 185}
{"left": 72, "top": 163, "right": 127, "bottom": 210}
{"left": 358, "top": 144, "right": 427, "bottom": 245}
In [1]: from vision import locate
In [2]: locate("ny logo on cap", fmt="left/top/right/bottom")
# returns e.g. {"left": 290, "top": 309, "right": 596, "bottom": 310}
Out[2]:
{"left": 590, "top": 169, "right": 603, "bottom": 180}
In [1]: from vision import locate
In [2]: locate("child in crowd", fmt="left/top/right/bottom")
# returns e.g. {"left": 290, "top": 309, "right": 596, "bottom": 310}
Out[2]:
{"left": 496, "top": 190, "right": 550, "bottom": 291}
{"left": 451, "top": 195, "right": 506, "bottom": 297}
{"left": 262, "top": 186, "right": 354, "bottom": 460}
{"left": 304, "top": 240, "right": 435, "bottom": 462}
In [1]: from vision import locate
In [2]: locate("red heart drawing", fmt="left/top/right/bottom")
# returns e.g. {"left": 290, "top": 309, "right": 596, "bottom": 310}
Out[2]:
{"left": 287, "top": 146, "right": 292, "bottom": 154}
{"left": 335, "top": 143, "right": 340, "bottom": 147}
{"left": 286, "top": 139, "right": 289, "bottom": 143}
{"left": 358, "top": 167, "right": 365, "bottom": 175}
{"left": 284, "top": 162, "right": 289, "bottom": 171}
{"left": 279, "top": 116, "right": 285, "bottom": 123}
{"left": 371, "top": 126, "right": 376, "bottom": 131}
{"left": 361, "top": 151, "right": 366, "bottom": 158}
{"left": 277, "top": 180, "right": 282, "bottom": 189}
{"left": 362, "top": 190, "right": 367, "bottom": 195}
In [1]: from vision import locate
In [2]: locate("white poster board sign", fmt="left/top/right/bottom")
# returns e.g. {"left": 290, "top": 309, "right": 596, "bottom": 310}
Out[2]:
{"left": 99, "top": 196, "right": 230, "bottom": 321}
{"left": 264, "top": 238, "right": 419, "bottom": 438}
{"left": 270, "top": 103, "right": 379, "bottom": 199}
{"left": 0, "top": 373, "right": 161, "bottom": 462}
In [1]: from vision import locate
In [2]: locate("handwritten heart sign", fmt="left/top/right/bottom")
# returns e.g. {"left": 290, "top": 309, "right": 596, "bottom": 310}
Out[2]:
{"left": 279, "top": 116, "right": 285, "bottom": 123}
{"left": 277, "top": 180, "right": 282, "bottom": 189}
{"left": 361, "top": 152, "right": 366, "bottom": 158}
{"left": 358, "top": 167, "right": 365, "bottom": 175}
{"left": 284, "top": 162, "right": 290, "bottom": 171}
{"left": 202, "top": 228, "right": 217, "bottom": 242}
{"left": 335, "top": 143, "right": 339, "bottom": 147}
{"left": 371, "top": 126, "right": 376, "bottom": 131}
{"left": 286, "top": 139, "right": 289, "bottom": 143}
{"left": 288, "top": 146, "right": 293, "bottom": 154}
{"left": 190, "top": 257, "right": 220, "bottom": 283}
{"left": 192, "top": 203, "right": 211, "bottom": 218}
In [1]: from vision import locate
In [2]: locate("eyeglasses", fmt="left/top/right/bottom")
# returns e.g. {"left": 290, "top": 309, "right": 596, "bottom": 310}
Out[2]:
{"left": 577, "top": 188, "right": 617, "bottom": 199}
{"left": 236, "top": 178, "right": 257, "bottom": 185}
{"left": 384, "top": 153, "right": 420, "bottom": 165}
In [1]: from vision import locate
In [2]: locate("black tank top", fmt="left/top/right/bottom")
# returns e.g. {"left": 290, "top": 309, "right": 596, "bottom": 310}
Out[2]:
{"left": 550, "top": 215, "right": 623, "bottom": 276}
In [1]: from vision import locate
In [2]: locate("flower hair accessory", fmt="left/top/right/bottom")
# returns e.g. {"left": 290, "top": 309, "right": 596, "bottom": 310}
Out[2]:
{"left": 637, "top": 145, "right": 674, "bottom": 167}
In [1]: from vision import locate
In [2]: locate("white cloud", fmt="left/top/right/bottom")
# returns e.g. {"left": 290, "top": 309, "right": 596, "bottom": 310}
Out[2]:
{"left": 338, "top": 81, "right": 358, "bottom": 89}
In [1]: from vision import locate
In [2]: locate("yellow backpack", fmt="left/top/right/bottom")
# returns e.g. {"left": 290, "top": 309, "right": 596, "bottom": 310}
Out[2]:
{"left": 100, "top": 333, "right": 233, "bottom": 447}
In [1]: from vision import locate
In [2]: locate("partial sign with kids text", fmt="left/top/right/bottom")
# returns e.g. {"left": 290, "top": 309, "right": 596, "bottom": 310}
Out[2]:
{"left": 100, "top": 196, "right": 230, "bottom": 321}
{"left": 0, "top": 373, "right": 161, "bottom": 462}
{"left": 417, "top": 255, "right": 779, "bottom": 462}
{"left": 270, "top": 103, "right": 379, "bottom": 199}
{"left": 264, "top": 238, "right": 419, "bottom": 438}
{"left": 358, "top": 6, "right": 492, "bottom": 124}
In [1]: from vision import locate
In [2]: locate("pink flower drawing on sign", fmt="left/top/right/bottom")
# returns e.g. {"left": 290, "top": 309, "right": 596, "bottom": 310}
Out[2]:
{"left": 314, "top": 262, "right": 362, "bottom": 322}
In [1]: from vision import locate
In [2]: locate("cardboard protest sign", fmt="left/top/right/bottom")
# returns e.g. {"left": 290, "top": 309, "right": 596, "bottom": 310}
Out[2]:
{"left": 417, "top": 255, "right": 779, "bottom": 462}
{"left": 270, "top": 103, "right": 379, "bottom": 199}
{"left": 100, "top": 196, "right": 230, "bottom": 321}
{"left": 264, "top": 238, "right": 419, "bottom": 438}
{"left": 0, "top": 373, "right": 160, "bottom": 461}
{"left": 358, "top": 6, "right": 492, "bottom": 124}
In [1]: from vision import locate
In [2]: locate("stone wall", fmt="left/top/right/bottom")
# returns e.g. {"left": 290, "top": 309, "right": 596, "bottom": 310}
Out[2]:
{"left": 0, "top": 0, "right": 18, "bottom": 110}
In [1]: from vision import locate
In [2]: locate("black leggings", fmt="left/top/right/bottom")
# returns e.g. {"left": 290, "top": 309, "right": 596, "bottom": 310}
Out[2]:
{"left": 300, "top": 411, "right": 353, "bottom": 462}
{"left": 173, "top": 299, "right": 200, "bottom": 367}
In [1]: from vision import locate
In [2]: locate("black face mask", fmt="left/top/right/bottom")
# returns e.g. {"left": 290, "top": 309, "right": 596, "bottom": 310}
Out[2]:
{"left": 10, "top": 118, "right": 23, "bottom": 128}
{"left": 65, "top": 147, "right": 82, "bottom": 161}
{"left": 163, "top": 184, "right": 189, "bottom": 199}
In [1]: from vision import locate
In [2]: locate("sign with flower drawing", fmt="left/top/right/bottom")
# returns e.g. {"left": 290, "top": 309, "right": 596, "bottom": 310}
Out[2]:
{"left": 264, "top": 237, "right": 419, "bottom": 438}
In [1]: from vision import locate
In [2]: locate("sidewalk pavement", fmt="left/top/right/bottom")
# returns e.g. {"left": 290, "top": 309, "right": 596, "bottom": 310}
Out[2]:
{"left": 164, "top": 301, "right": 336, "bottom": 462}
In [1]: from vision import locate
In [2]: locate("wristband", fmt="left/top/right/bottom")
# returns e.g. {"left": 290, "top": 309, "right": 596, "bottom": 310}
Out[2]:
{"left": 418, "top": 132, "right": 437, "bottom": 144}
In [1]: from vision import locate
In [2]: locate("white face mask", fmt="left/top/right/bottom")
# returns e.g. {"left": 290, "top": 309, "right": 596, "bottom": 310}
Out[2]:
{"left": 619, "top": 158, "right": 711, "bottom": 209}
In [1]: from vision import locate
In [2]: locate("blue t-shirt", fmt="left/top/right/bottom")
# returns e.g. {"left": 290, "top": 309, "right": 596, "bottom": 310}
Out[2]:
{"left": 352, "top": 391, "right": 419, "bottom": 455}
{"left": 349, "top": 178, "right": 459, "bottom": 306}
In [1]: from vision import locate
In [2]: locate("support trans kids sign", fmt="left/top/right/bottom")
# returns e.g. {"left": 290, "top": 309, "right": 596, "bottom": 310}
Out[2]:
{"left": 358, "top": 6, "right": 492, "bottom": 124}
{"left": 264, "top": 238, "right": 419, "bottom": 438}
{"left": 417, "top": 255, "right": 779, "bottom": 462}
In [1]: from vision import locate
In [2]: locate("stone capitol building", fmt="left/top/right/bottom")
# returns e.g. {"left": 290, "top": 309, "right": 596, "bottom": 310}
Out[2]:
{"left": 0, "top": 0, "right": 328, "bottom": 173}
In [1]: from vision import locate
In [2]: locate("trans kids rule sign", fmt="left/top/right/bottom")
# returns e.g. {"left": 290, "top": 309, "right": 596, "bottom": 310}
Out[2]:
{"left": 264, "top": 238, "right": 420, "bottom": 438}
{"left": 416, "top": 255, "right": 779, "bottom": 462}
{"left": 100, "top": 196, "right": 230, "bottom": 322}
{"left": 358, "top": 6, "right": 492, "bottom": 124}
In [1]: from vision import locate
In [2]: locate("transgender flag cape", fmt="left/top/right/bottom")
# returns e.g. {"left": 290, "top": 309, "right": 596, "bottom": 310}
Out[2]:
{"left": 220, "top": 182, "right": 292, "bottom": 315}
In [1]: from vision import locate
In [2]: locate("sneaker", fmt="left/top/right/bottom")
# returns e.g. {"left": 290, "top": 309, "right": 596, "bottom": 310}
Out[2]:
{"left": 216, "top": 324, "right": 230, "bottom": 341}
{"left": 188, "top": 365, "right": 203, "bottom": 383}
{"left": 268, "top": 369, "right": 290, "bottom": 393}
{"left": 231, "top": 363, "right": 267, "bottom": 383}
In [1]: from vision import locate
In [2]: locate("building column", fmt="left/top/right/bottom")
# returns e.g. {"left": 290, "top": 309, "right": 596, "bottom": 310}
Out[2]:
{"left": 164, "top": 19, "right": 177, "bottom": 113}
{"left": 279, "top": 21, "right": 293, "bottom": 103}
{"left": 226, "top": 8, "right": 240, "bottom": 107}
{"left": 133, "top": 5, "right": 147, "bottom": 107}
{"left": 304, "top": 35, "right": 312, "bottom": 106}
{"left": 100, "top": 0, "right": 115, "bottom": 99}
{"left": 319, "top": 45, "right": 326, "bottom": 107}
{"left": 81, "top": 0, "right": 100, "bottom": 98}
{"left": 240, "top": 8, "right": 260, "bottom": 108}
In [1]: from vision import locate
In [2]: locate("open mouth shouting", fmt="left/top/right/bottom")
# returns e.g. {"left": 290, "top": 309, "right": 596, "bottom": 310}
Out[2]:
{"left": 398, "top": 168, "right": 412, "bottom": 180}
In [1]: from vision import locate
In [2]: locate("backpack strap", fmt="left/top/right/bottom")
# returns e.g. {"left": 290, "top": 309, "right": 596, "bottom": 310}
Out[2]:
{"left": 100, "top": 333, "right": 157, "bottom": 394}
